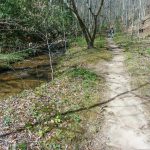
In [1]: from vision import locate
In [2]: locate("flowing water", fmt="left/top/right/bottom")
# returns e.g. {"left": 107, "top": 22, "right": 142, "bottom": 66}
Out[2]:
{"left": 0, "top": 55, "right": 54, "bottom": 99}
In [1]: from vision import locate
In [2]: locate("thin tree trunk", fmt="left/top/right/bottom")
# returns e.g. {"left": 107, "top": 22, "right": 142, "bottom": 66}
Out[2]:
{"left": 46, "top": 34, "right": 54, "bottom": 81}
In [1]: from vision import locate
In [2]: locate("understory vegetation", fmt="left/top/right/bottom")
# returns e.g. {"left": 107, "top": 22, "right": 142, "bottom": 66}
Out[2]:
{"left": 0, "top": 49, "right": 34, "bottom": 70}
{"left": 1, "top": 0, "right": 150, "bottom": 149}
{"left": 0, "top": 37, "right": 112, "bottom": 149}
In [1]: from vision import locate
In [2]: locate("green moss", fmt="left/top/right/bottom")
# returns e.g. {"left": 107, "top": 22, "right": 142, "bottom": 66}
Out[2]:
{"left": 0, "top": 49, "right": 35, "bottom": 70}
{"left": 0, "top": 49, "right": 33, "bottom": 63}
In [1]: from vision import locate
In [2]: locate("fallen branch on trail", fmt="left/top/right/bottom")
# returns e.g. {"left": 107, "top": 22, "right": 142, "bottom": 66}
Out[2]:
{"left": 0, "top": 82, "right": 149, "bottom": 138}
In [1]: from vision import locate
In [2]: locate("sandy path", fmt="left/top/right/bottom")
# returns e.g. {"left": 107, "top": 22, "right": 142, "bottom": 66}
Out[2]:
{"left": 91, "top": 39, "right": 150, "bottom": 150}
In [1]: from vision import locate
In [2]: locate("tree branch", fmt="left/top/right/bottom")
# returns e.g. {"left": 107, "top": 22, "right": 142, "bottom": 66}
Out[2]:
{"left": 96, "top": 0, "right": 105, "bottom": 16}
{"left": 67, "top": 0, "right": 92, "bottom": 42}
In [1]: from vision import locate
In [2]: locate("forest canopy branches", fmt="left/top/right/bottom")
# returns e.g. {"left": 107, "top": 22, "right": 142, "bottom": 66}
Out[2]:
{"left": 1, "top": 0, "right": 150, "bottom": 51}
{"left": 0, "top": 0, "right": 74, "bottom": 51}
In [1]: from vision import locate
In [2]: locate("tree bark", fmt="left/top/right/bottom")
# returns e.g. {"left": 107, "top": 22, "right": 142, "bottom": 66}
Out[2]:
{"left": 65, "top": 0, "right": 104, "bottom": 49}
{"left": 87, "top": 41, "right": 94, "bottom": 49}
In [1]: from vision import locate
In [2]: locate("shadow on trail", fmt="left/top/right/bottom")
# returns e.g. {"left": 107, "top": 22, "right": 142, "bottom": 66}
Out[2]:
{"left": 0, "top": 82, "right": 149, "bottom": 138}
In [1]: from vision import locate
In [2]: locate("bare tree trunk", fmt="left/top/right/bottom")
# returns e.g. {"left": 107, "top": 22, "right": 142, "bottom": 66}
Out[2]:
{"left": 46, "top": 33, "right": 54, "bottom": 81}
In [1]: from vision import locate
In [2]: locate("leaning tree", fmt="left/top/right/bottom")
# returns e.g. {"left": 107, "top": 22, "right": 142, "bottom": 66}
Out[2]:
{"left": 64, "top": 0, "right": 105, "bottom": 49}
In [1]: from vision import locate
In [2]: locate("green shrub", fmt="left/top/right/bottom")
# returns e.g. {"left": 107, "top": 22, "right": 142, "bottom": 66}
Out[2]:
{"left": 75, "top": 36, "right": 87, "bottom": 47}
{"left": 17, "top": 142, "right": 27, "bottom": 150}
{"left": 69, "top": 67, "right": 98, "bottom": 81}
{"left": 146, "top": 48, "right": 150, "bottom": 54}
{"left": 0, "top": 49, "right": 33, "bottom": 64}
{"left": 95, "top": 36, "right": 106, "bottom": 48}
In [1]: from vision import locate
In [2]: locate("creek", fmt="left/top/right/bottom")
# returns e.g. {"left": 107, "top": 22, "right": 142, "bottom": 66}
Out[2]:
{"left": 0, "top": 54, "right": 56, "bottom": 99}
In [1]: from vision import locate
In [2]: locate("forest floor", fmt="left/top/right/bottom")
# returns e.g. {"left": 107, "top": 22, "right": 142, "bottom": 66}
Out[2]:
{"left": 0, "top": 37, "right": 112, "bottom": 149}
{"left": 1, "top": 35, "right": 150, "bottom": 150}
{"left": 88, "top": 38, "right": 150, "bottom": 149}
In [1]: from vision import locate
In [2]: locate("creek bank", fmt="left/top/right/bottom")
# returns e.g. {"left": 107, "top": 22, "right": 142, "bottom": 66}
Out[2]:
{"left": 0, "top": 37, "right": 113, "bottom": 149}
{"left": 0, "top": 54, "right": 60, "bottom": 99}
{"left": 0, "top": 40, "right": 67, "bottom": 73}
{"left": 0, "top": 51, "right": 65, "bottom": 100}
{"left": 0, "top": 40, "right": 67, "bottom": 98}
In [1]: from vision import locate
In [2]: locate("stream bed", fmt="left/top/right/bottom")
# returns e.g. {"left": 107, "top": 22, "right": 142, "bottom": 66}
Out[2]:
{"left": 0, "top": 54, "right": 54, "bottom": 99}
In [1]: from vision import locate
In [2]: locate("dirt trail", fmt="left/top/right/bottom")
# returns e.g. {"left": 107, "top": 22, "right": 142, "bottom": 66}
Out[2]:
{"left": 90, "top": 39, "right": 150, "bottom": 150}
